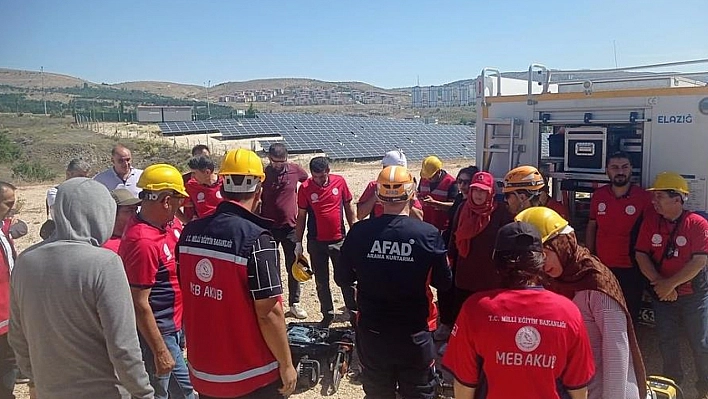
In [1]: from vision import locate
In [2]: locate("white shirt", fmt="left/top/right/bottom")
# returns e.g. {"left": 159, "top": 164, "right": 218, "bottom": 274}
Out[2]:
{"left": 0, "top": 227, "right": 14, "bottom": 274}
{"left": 46, "top": 186, "right": 58, "bottom": 220}
{"left": 93, "top": 167, "right": 143, "bottom": 198}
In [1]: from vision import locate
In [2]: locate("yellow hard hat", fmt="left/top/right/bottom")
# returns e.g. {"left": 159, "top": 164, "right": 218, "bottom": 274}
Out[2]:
{"left": 377, "top": 166, "right": 415, "bottom": 202}
{"left": 219, "top": 149, "right": 265, "bottom": 193}
{"left": 514, "top": 206, "right": 569, "bottom": 243}
{"left": 647, "top": 172, "right": 689, "bottom": 195}
{"left": 138, "top": 163, "right": 189, "bottom": 197}
{"left": 292, "top": 255, "right": 313, "bottom": 283}
{"left": 420, "top": 156, "right": 443, "bottom": 179}
{"left": 502, "top": 165, "right": 545, "bottom": 194}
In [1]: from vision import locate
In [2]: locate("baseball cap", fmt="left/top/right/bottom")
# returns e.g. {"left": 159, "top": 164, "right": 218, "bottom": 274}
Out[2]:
{"left": 382, "top": 150, "right": 407, "bottom": 168}
{"left": 111, "top": 188, "right": 142, "bottom": 206}
{"left": 494, "top": 222, "right": 543, "bottom": 255}
{"left": 470, "top": 171, "right": 494, "bottom": 192}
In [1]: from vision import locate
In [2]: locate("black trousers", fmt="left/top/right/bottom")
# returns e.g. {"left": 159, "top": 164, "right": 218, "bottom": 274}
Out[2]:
{"left": 271, "top": 226, "right": 301, "bottom": 305}
{"left": 437, "top": 269, "right": 456, "bottom": 326}
{"left": 308, "top": 239, "right": 357, "bottom": 316}
{"left": 610, "top": 266, "right": 645, "bottom": 322}
{"left": 0, "top": 335, "right": 16, "bottom": 399}
{"left": 356, "top": 327, "right": 437, "bottom": 399}
{"left": 199, "top": 380, "right": 281, "bottom": 399}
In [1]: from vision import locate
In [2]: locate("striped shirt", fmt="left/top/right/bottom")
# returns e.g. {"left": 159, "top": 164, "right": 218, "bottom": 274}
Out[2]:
{"left": 573, "top": 290, "right": 640, "bottom": 399}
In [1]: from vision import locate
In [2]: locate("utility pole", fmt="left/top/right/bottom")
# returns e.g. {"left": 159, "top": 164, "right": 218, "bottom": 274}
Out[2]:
{"left": 41, "top": 66, "right": 47, "bottom": 115}
{"left": 205, "top": 80, "right": 211, "bottom": 119}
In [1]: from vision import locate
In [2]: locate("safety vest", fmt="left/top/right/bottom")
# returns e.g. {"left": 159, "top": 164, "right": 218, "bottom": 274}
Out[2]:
{"left": 178, "top": 201, "right": 279, "bottom": 398}
{"left": 419, "top": 171, "right": 456, "bottom": 231}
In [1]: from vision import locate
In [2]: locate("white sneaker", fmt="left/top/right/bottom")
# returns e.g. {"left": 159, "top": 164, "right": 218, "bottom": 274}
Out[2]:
{"left": 288, "top": 303, "right": 308, "bottom": 319}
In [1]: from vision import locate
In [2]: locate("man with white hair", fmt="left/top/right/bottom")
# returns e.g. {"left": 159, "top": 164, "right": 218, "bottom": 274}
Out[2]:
{"left": 356, "top": 150, "right": 423, "bottom": 221}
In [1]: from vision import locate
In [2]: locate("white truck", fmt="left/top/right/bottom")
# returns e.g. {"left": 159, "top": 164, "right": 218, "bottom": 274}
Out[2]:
{"left": 475, "top": 60, "right": 708, "bottom": 220}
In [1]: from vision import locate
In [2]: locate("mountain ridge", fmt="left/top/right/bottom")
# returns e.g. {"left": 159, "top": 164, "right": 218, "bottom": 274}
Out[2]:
{"left": 0, "top": 68, "right": 403, "bottom": 100}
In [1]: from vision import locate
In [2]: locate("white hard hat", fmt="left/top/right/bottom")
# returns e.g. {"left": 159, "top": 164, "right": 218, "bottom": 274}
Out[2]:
{"left": 382, "top": 150, "right": 407, "bottom": 168}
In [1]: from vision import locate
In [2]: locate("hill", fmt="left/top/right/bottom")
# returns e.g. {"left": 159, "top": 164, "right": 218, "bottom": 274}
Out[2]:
{"left": 112, "top": 81, "right": 206, "bottom": 100}
{"left": 0, "top": 68, "right": 402, "bottom": 100}
{"left": 0, "top": 68, "right": 91, "bottom": 89}
{"left": 0, "top": 68, "right": 476, "bottom": 123}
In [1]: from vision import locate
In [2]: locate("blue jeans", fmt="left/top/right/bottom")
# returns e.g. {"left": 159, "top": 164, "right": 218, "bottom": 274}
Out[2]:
{"left": 139, "top": 330, "right": 195, "bottom": 399}
{"left": 653, "top": 292, "right": 708, "bottom": 393}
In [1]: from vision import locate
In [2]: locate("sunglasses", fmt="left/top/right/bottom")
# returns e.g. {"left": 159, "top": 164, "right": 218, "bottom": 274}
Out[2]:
{"left": 457, "top": 179, "right": 471, "bottom": 184}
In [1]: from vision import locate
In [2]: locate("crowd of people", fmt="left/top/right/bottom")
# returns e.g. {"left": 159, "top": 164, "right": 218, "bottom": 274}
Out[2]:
{"left": 0, "top": 142, "right": 705, "bottom": 399}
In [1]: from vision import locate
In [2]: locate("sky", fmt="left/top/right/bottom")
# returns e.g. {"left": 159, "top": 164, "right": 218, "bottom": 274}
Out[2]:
{"left": 1, "top": 0, "right": 707, "bottom": 89}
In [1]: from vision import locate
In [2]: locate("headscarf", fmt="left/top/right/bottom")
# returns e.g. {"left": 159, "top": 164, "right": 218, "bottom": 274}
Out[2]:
{"left": 545, "top": 231, "right": 646, "bottom": 398}
{"left": 454, "top": 187, "right": 496, "bottom": 258}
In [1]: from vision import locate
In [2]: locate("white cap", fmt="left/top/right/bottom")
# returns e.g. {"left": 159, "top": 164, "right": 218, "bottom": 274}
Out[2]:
{"left": 382, "top": 150, "right": 407, "bottom": 168}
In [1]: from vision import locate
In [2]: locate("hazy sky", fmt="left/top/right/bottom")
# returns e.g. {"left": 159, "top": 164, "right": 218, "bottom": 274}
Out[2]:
{"left": 1, "top": 0, "right": 706, "bottom": 88}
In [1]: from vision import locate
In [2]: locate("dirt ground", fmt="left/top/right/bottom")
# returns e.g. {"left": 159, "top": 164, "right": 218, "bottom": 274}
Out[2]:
{"left": 6, "top": 146, "right": 700, "bottom": 398}
{"left": 8, "top": 160, "right": 472, "bottom": 399}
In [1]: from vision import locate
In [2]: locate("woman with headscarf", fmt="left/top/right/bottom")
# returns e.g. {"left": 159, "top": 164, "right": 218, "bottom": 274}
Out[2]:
{"left": 440, "top": 172, "right": 512, "bottom": 333}
{"left": 516, "top": 206, "right": 646, "bottom": 399}
{"left": 435, "top": 166, "right": 479, "bottom": 340}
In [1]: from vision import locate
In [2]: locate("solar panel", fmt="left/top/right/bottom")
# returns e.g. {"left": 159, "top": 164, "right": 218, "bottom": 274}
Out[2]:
{"left": 159, "top": 114, "right": 475, "bottom": 161}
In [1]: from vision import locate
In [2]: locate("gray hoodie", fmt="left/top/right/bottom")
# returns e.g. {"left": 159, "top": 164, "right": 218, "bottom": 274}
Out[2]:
{"left": 9, "top": 178, "right": 154, "bottom": 399}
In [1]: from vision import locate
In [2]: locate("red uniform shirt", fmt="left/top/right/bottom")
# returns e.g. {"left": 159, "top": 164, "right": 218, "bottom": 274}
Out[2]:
{"left": 102, "top": 236, "right": 122, "bottom": 254}
{"left": 185, "top": 177, "right": 223, "bottom": 219}
{"left": 636, "top": 211, "right": 708, "bottom": 296}
{"left": 358, "top": 180, "right": 423, "bottom": 218}
{"left": 182, "top": 172, "right": 196, "bottom": 221}
{"left": 261, "top": 163, "right": 308, "bottom": 228}
{"left": 590, "top": 185, "right": 652, "bottom": 268}
{"left": 442, "top": 289, "right": 594, "bottom": 399}
{"left": 297, "top": 174, "right": 352, "bottom": 242}
{"left": 119, "top": 215, "right": 184, "bottom": 334}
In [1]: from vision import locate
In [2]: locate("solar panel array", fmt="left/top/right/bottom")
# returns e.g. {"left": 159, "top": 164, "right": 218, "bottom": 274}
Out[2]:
{"left": 158, "top": 114, "right": 475, "bottom": 161}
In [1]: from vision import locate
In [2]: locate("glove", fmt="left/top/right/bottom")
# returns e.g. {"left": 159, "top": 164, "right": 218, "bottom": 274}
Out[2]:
{"left": 294, "top": 242, "right": 303, "bottom": 257}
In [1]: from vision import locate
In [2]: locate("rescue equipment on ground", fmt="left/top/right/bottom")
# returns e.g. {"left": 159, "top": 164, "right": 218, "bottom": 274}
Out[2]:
{"left": 646, "top": 375, "right": 683, "bottom": 399}
{"left": 287, "top": 323, "right": 355, "bottom": 395}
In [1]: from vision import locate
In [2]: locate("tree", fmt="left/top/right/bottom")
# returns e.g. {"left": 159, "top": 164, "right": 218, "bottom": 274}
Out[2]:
{"left": 245, "top": 102, "right": 257, "bottom": 118}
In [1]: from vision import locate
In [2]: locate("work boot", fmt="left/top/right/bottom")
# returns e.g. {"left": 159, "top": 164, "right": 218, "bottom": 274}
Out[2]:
{"left": 287, "top": 303, "right": 308, "bottom": 320}
{"left": 319, "top": 313, "right": 334, "bottom": 328}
